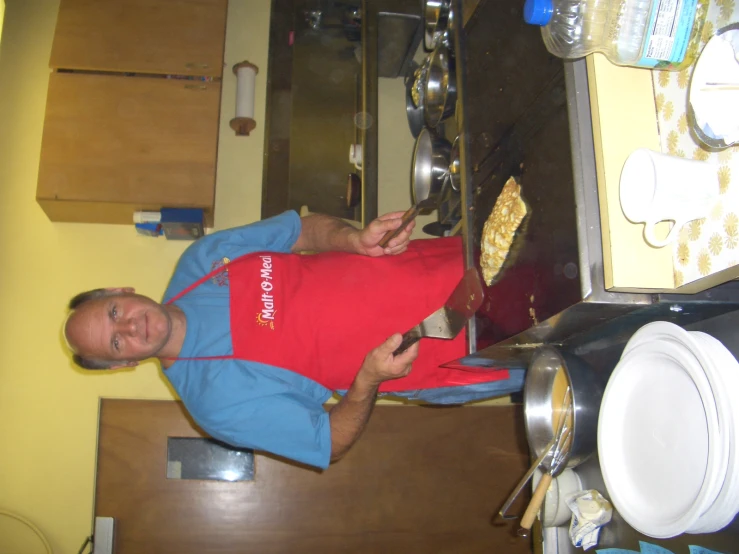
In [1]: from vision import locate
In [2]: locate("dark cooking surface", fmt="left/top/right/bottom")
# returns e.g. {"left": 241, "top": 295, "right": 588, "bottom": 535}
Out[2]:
{"left": 459, "top": 0, "right": 583, "bottom": 348}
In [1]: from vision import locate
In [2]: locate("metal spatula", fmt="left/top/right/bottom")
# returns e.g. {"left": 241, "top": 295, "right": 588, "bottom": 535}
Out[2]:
{"left": 394, "top": 267, "right": 484, "bottom": 356}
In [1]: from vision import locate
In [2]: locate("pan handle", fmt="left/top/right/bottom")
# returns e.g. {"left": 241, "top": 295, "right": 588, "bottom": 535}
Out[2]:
{"left": 393, "top": 326, "right": 422, "bottom": 356}
{"left": 379, "top": 205, "right": 420, "bottom": 248}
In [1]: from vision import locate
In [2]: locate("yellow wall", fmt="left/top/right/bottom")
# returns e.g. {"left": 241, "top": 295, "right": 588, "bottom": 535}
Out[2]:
{"left": 0, "top": 1, "right": 5, "bottom": 47}
{"left": 0, "top": 1, "right": 272, "bottom": 551}
{"left": 378, "top": 45, "right": 440, "bottom": 238}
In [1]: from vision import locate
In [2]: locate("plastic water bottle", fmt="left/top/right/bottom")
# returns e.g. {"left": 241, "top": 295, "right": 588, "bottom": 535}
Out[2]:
{"left": 523, "top": 0, "right": 708, "bottom": 70}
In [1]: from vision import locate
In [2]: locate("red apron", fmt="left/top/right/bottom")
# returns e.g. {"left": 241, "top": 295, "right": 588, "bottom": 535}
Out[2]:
{"left": 166, "top": 237, "right": 509, "bottom": 392}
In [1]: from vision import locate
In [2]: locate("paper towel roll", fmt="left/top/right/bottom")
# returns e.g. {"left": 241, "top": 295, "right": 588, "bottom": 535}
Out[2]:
{"left": 230, "top": 61, "right": 259, "bottom": 136}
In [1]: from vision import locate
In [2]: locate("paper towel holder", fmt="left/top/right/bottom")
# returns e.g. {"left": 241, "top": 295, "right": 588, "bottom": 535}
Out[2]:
{"left": 230, "top": 60, "right": 260, "bottom": 136}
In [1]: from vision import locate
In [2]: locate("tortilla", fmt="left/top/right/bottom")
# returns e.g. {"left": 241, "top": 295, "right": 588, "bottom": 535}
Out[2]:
{"left": 480, "top": 177, "right": 528, "bottom": 286}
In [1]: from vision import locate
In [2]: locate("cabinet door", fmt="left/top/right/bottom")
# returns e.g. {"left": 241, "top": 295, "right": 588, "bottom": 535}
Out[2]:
{"left": 49, "top": 0, "right": 228, "bottom": 77}
{"left": 37, "top": 72, "right": 220, "bottom": 224}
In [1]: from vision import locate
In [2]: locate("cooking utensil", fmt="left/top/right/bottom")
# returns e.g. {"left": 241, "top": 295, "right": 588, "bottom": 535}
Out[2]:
{"left": 393, "top": 267, "right": 483, "bottom": 356}
{"left": 412, "top": 128, "right": 452, "bottom": 205}
{"left": 532, "top": 467, "right": 583, "bottom": 527}
{"left": 379, "top": 199, "right": 436, "bottom": 248}
{"left": 405, "top": 62, "right": 425, "bottom": 138}
{"left": 422, "top": 0, "right": 451, "bottom": 51}
{"left": 448, "top": 136, "right": 461, "bottom": 192}
{"left": 379, "top": 128, "right": 451, "bottom": 248}
{"left": 498, "top": 386, "right": 571, "bottom": 521}
{"left": 424, "top": 42, "right": 456, "bottom": 128}
{"left": 524, "top": 347, "right": 605, "bottom": 469}
{"left": 518, "top": 402, "right": 574, "bottom": 536}
{"left": 512, "top": 347, "right": 604, "bottom": 537}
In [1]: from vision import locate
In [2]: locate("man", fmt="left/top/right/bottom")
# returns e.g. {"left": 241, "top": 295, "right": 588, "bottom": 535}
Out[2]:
{"left": 64, "top": 210, "right": 523, "bottom": 469}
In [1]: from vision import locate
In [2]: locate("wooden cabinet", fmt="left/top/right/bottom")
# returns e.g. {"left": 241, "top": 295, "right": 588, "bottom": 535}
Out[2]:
{"left": 49, "top": 0, "right": 228, "bottom": 77}
{"left": 37, "top": 73, "right": 220, "bottom": 224}
{"left": 37, "top": 0, "right": 227, "bottom": 225}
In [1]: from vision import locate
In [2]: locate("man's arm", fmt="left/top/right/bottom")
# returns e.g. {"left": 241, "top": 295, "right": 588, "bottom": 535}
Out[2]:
{"left": 328, "top": 334, "right": 419, "bottom": 461}
{"left": 292, "top": 212, "right": 416, "bottom": 257}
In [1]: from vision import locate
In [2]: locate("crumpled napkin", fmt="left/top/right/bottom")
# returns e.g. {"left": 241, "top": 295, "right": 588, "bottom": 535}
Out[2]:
{"left": 566, "top": 489, "right": 613, "bottom": 550}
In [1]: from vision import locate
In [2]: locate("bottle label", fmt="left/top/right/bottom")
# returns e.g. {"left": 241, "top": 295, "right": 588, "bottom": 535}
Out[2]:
{"left": 636, "top": 0, "right": 698, "bottom": 67}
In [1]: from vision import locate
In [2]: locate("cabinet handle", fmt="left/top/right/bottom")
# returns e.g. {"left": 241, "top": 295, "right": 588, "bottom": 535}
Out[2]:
{"left": 184, "top": 84, "right": 208, "bottom": 90}
{"left": 185, "top": 62, "right": 210, "bottom": 70}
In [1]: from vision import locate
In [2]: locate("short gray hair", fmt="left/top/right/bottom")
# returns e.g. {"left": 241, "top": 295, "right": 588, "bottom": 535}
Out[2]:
{"left": 66, "top": 289, "right": 121, "bottom": 370}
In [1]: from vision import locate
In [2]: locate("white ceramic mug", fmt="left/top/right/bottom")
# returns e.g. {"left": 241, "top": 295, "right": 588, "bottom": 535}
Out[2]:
{"left": 349, "top": 143, "right": 362, "bottom": 170}
{"left": 619, "top": 148, "right": 719, "bottom": 248}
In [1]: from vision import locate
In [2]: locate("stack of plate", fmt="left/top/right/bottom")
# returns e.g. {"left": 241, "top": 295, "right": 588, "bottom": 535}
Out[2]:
{"left": 598, "top": 321, "right": 739, "bottom": 538}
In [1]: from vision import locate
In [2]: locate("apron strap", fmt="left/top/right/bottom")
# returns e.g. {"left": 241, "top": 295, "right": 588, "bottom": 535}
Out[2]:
{"left": 165, "top": 259, "right": 235, "bottom": 304}
{"left": 163, "top": 257, "right": 243, "bottom": 361}
{"left": 161, "top": 354, "right": 235, "bottom": 362}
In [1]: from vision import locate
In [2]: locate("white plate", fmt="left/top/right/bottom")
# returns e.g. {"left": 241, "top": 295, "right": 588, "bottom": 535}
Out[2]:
{"left": 598, "top": 336, "right": 719, "bottom": 538}
{"left": 688, "top": 332, "right": 739, "bottom": 533}
{"left": 627, "top": 322, "right": 732, "bottom": 523}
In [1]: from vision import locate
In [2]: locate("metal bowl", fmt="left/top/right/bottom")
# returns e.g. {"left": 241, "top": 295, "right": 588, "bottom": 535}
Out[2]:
{"left": 423, "top": 42, "right": 457, "bottom": 128}
{"left": 523, "top": 346, "right": 605, "bottom": 470}
{"left": 687, "top": 24, "right": 739, "bottom": 150}
{"left": 423, "top": 0, "right": 451, "bottom": 52}
{"left": 405, "top": 62, "right": 426, "bottom": 138}
{"left": 412, "top": 127, "right": 452, "bottom": 206}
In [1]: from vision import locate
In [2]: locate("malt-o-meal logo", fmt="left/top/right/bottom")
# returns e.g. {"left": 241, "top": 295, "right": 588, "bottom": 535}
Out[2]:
{"left": 256, "top": 255, "right": 276, "bottom": 330}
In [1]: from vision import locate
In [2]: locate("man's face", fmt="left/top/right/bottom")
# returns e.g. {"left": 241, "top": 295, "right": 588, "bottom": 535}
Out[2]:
{"left": 65, "top": 291, "right": 172, "bottom": 367}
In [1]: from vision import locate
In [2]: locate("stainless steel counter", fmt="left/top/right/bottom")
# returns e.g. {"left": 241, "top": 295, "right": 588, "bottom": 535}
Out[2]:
{"left": 450, "top": 1, "right": 739, "bottom": 371}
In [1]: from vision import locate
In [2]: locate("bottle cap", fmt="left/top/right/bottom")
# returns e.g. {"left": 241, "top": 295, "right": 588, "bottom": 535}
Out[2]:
{"left": 523, "top": 0, "right": 554, "bottom": 26}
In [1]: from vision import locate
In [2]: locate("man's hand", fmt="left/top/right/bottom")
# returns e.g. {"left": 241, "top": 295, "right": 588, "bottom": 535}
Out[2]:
{"left": 352, "top": 212, "right": 416, "bottom": 257}
{"left": 328, "top": 334, "right": 419, "bottom": 463}
{"left": 356, "top": 333, "right": 419, "bottom": 387}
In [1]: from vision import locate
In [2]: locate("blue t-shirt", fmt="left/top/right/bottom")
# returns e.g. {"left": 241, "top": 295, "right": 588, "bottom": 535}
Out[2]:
{"left": 162, "top": 211, "right": 524, "bottom": 469}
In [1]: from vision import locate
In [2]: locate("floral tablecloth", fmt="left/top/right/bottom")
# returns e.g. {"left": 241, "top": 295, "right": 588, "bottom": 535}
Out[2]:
{"left": 651, "top": 0, "right": 739, "bottom": 287}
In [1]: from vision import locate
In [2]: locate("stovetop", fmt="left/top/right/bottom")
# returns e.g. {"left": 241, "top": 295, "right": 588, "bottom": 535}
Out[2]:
{"left": 435, "top": 0, "right": 581, "bottom": 352}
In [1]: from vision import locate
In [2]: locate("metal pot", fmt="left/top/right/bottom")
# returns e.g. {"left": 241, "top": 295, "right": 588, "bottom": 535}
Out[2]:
{"left": 423, "top": 0, "right": 451, "bottom": 52}
{"left": 423, "top": 42, "right": 457, "bottom": 128}
{"left": 379, "top": 128, "right": 451, "bottom": 248}
{"left": 405, "top": 62, "right": 425, "bottom": 138}
{"left": 523, "top": 346, "right": 605, "bottom": 470}
{"left": 412, "top": 127, "right": 452, "bottom": 207}
{"left": 448, "top": 136, "right": 461, "bottom": 192}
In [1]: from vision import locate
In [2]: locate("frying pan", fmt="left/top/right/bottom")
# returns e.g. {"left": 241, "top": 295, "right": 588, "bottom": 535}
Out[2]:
{"left": 405, "top": 61, "right": 426, "bottom": 138}
{"left": 422, "top": 0, "right": 451, "bottom": 52}
{"left": 424, "top": 41, "right": 457, "bottom": 129}
{"left": 380, "top": 128, "right": 451, "bottom": 247}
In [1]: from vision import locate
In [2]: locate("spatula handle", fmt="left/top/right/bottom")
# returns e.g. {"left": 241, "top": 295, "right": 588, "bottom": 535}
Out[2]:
{"left": 394, "top": 327, "right": 422, "bottom": 356}
{"left": 379, "top": 205, "right": 420, "bottom": 248}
